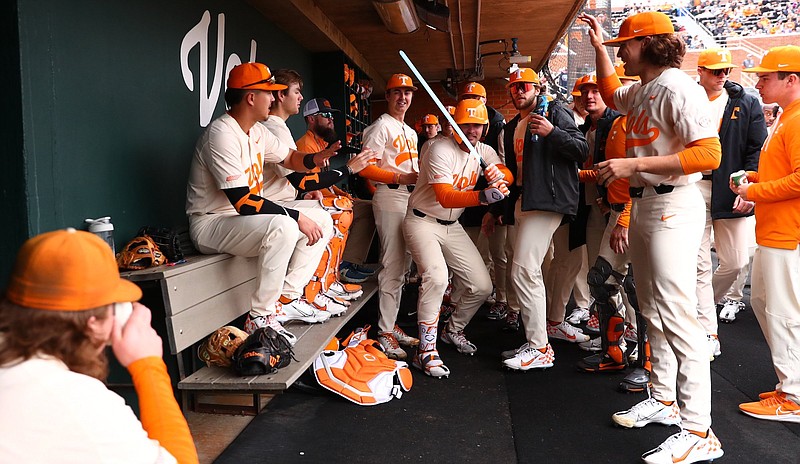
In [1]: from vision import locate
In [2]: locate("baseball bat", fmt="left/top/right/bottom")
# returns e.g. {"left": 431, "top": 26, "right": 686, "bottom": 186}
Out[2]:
{"left": 399, "top": 50, "right": 489, "bottom": 172}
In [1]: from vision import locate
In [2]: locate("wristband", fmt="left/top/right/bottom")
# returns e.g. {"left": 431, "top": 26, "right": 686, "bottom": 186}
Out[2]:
{"left": 303, "top": 153, "right": 317, "bottom": 169}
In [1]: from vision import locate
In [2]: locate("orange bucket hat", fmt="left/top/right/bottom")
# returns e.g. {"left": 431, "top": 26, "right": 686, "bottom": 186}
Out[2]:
{"left": 227, "top": 63, "right": 287, "bottom": 91}
{"left": 603, "top": 11, "right": 675, "bottom": 46}
{"left": 6, "top": 229, "right": 142, "bottom": 311}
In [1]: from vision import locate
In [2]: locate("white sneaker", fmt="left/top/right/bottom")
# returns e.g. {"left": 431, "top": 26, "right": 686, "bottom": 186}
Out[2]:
{"left": 326, "top": 281, "right": 363, "bottom": 301}
{"left": 276, "top": 297, "right": 331, "bottom": 324}
{"left": 547, "top": 321, "right": 590, "bottom": 343}
{"left": 612, "top": 397, "right": 682, "bottom": 428}
{"left": 244, "top": 312, "right": 298, "bottom": 346}
{"left": 719, "top": 298, "right": 743, "bottom": 323}
{"left": 578, "top": 337, "right": 602, "bottom": 352}
{"left": 501, "top": 342, "right": 529, "bottom": 360}
{"left": 412, "top": 350, "right": 450, "bottom": 378}
{"left": 707, "top": 334, "right": 721, "bottom": 361}
{"left": 440, "top": 329, "right": 477, "bottom": 355}
{"left": 310, "top": 292, "right": 348, "bottom": 317}
{"left": 503, "top": 344, "right": 555, "bottom": 370}
{"left": 566, "top": 307, "right": 591, "bottom": 325}
{"left": 392, "top": 324, "right": 419, "bottom": 347}
{"left": 641, "top": 428, "right": 723, "bottom": 463}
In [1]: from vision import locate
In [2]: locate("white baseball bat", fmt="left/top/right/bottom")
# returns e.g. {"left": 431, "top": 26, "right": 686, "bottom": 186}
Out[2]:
{"left": 399, "top": 50, "right": 489, "bottom": 171}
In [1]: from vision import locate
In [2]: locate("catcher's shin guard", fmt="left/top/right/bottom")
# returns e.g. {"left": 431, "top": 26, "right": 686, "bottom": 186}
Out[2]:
{"left": 319, "top": 196, "right": 354, "bottom": 288}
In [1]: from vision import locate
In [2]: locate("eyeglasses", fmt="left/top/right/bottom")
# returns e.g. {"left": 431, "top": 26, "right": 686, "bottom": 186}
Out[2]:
{"left": 705, "top": 67, "right": 731, "bottom": 76}
{"left": 510, "top": 82, "right": 535, "bottom": 93}
{"left": 316, "top": 112, "right": 334, "bottom": 119}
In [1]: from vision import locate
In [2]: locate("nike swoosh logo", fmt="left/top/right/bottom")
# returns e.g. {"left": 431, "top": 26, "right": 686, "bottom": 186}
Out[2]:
{"left": 778, "top": 64, "right": 789, "bottom": 68}
{"left": 633, "top": 28, "right": 644, "bottom": 33}
{"left": 672, "top": 444, "right": 696, "bottom": 463}
{"left": 661, "top": 214, "right": 676, "bottom": 221}
{"left": 776, "top": 405, "right": 800, "bottom": 415}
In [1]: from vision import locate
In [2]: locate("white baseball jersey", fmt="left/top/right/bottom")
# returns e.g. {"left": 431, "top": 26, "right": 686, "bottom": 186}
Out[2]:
{"left": 362, "top": 113, "right": 419, "bottom": 175}
{"left": 262, "top": 115, "right": 300, "bottom": 202}
{"left": 613, "top": 68, "right": 718, "bottom": 187}
{"left": 186, "top": 113, "right": 291, "bottom": 215}
{"left": 409, "top": 137, "right": 503, "bottom": 221}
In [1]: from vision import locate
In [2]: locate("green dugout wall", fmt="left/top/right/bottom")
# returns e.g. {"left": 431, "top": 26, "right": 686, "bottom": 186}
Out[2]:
{"left": 1, "top": 0, "right": 317, "bottom": 285}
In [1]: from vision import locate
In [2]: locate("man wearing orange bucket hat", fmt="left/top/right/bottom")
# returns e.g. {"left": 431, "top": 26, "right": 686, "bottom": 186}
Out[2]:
{"left": 581, "top": 10, "right": 724, "bottom": 463}
{"left": 734, "top": 45, "right": 800, "bottom": 424}
{"left": 0, "top": 229, "right": 198, "bottom": 463}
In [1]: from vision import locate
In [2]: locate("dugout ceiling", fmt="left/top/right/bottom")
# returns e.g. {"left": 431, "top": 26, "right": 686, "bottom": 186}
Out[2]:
{"left": 250, "top": 0, "right": 586, "bottom": 91}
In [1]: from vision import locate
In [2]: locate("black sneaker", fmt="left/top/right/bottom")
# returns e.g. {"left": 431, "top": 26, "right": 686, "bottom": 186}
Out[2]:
{"left": 487, "top": 302, "right": 508, "bottom": 320}
{"left": 502, "top": 310, "right": 520, "bottom": 332}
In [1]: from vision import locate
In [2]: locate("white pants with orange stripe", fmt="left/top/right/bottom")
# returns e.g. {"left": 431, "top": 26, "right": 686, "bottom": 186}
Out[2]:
{"left": 750, "top": 244, "right": 800, "bottom": 404}
{"left": 403, "top": 211, "right": 492, "bottom": 330}
{"left": 509, "top": 200, "right": 563, "bottom": 349}
{"left": 189, "top": 202, "right": 333, "bottom": 316}
{"left": 629, "top": 183, "right": 710, "bottom": 432}
{"left": 373, "top": 185, "right": 413, "bottom": 333}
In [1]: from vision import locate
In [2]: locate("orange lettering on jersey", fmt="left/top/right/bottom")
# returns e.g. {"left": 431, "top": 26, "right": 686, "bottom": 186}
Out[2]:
{"left": 452, "top": 171, "right": 478, "bottom": 190}
{"left": 392, "top": 134, "right": 418, "bottom": 167}
{"left": 625, "top": 109, "right": 660, "bottom": 148}
{"left": 515, "top": 138, "right": 525, "bottom": 164}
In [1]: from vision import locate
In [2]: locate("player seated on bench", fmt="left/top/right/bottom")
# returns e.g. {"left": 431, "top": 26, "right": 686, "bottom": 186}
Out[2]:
{"left": 262, "top": 70, "right": 376, "bottom": 319}
{"left": 185, "top": 62, "right": 339, "bottom": 346}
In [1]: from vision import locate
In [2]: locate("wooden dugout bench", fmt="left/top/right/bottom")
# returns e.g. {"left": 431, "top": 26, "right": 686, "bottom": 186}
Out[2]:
{"left": 120, "top": 253, "right": 377, "bottom": 415}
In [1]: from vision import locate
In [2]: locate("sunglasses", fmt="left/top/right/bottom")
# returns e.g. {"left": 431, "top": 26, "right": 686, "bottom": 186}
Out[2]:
{"left": 242, "top": 75, "right": 277, "bottom": 88}
{"left": 316, "top": 112, "right": 334, "bottom": 119}
{"left": 705, "top": 67, "right": 731, "bottom": 76}
{"left": 510, "top": 82, "right": 535, "bottom": 93}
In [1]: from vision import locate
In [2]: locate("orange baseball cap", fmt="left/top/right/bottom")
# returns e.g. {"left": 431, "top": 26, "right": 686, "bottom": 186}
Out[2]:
{"left": 227, "top": 63, "right": 287, "bottom": 91}
{"left": 744, "top": 45, "right": 800, "bottom": 73}
{"left": 445, "top": 105, "right": 456, "bottom": 116}
{"left": 454, "top": 99, "right": 489, "bottom": 125}
{"left": 507, "top": 68, "right": 540, "bottom": 87}
{"left": 461, "top": 82, "right": 487, "bottom": 98}
{"left": 422, "top": 114, "right": 439, "bottom": 125}
{"left": 603, "top": 11, "right": 675, "bottom": 46}
{"left": 6, "top": 229, "right": 142, "bottom": 311}
{"left": 386, "top": 73, "right": 418, "bottom": 91}
{"left": 614, "top": 62, "right": 640, "bottom": 81}
{"left": 575, "top": 74, "right": 599, "bottom": 93}
{"left": 698, "top": 48, "right": 737, "bottom": 69}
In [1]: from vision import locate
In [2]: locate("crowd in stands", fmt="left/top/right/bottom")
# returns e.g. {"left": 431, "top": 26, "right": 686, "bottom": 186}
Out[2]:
{"left": 687, "top": 0, "right": 799, "bottom": 40}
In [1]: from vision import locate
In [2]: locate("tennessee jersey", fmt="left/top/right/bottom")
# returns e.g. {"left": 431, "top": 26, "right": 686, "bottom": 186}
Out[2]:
{"left": 186, "top": 114, "right": 291, "bottom": 215}
{"left": 362, "top": 113, "right": 419, "bottom": 175}
{"left": 614, "top": 68, "right": 718, "bottom": 187}
{"left": 262, "top": 115, "right": 300, "bottom": 202}
{"left": 409, "top": 137, "right": 503, "bottom": 221}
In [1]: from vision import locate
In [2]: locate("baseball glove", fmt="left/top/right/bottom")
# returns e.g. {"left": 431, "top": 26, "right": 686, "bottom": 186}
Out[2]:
{"left": 198, "top": 325, "right": 248, "bottom": 367}
{"left": 116, "top": 235, "right": 167, "bottom": 270}
{"left": 232, "top": 327, "right": 295, "bottom": 376}
{"left": 137, "top": 226, "right": 185, "bottom": 262}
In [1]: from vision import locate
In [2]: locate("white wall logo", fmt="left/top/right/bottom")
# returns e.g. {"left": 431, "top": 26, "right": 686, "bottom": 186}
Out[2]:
{"left": 180, "top": 10, "right": 258, "bottom": 127}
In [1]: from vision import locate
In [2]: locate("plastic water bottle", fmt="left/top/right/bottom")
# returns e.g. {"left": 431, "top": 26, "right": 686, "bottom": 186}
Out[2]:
{"left": 85, "top": 217, "right": 115, "bottom": 254}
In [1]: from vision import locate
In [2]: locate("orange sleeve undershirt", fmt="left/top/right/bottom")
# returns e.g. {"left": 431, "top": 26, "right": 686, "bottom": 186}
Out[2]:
{"left": 359, "top": 165, "right": 400, "bottom": 184}
{"left": 129, "top": 357, "right": 199, "bottom": 464}
{"left": 598, "top": 75, "right": 623, "bottom": 111}
{"left": 494, "top": 164, "right": 514, "bottom": 184}
{"left": 431, "top": 183, "right": 481, "bottom": 208}
{"left": 746, "top": 170, "right": 759, "bottom": 183}
{"left": 677, "top": 137, "right": 722, "bottom": 174}
{"left": 616, "top": 202, "right": 632, "bottom": 228}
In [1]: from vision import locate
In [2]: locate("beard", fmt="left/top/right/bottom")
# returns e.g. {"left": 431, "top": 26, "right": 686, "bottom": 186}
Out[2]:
{"left": 316, "top": 125, "right": 338, "bottom": 144}
{"left": 513, "top": 94, "right": 537, "bottom": 111}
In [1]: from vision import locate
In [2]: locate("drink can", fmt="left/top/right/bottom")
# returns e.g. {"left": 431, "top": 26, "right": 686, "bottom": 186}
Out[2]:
{"left": 730, "top": 170, "right": 748, "bottom": 187}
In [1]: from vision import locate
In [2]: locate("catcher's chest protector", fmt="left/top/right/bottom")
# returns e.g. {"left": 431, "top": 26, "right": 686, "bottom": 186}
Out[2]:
{"left": 313, "top": 339, "right": 413, "bottom": 405}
